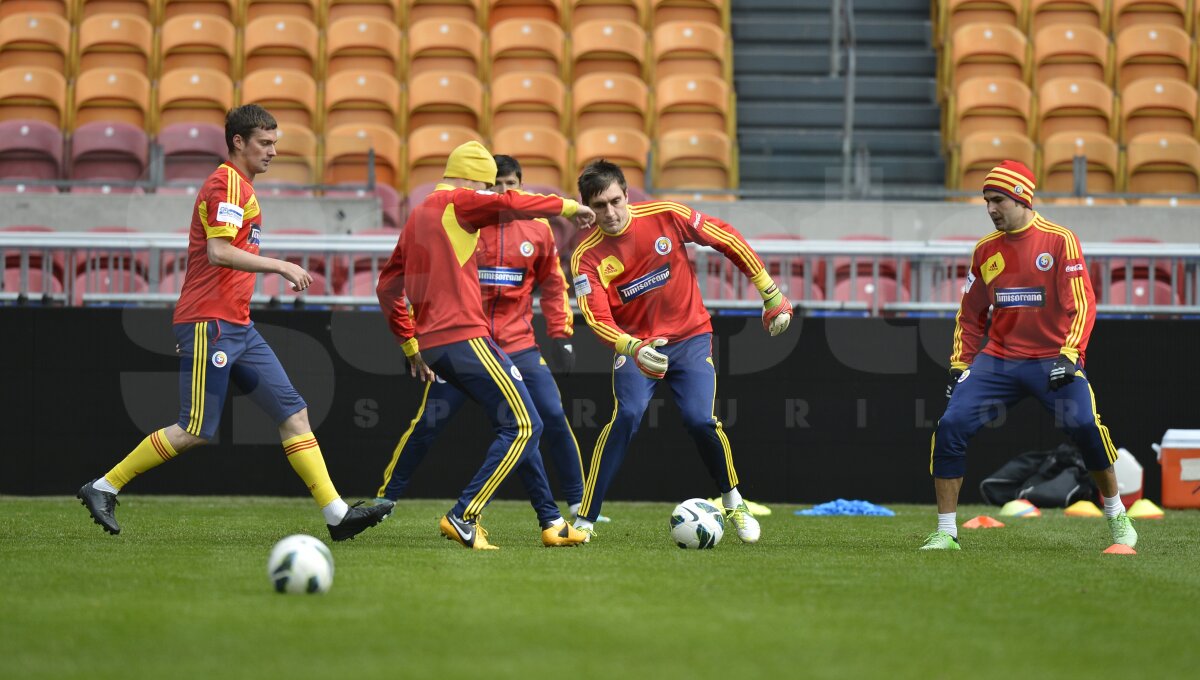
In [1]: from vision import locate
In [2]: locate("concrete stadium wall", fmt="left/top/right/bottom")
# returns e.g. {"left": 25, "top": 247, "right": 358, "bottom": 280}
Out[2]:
{"left": 4, "top": 309, "right": 1195, "bottom": 504}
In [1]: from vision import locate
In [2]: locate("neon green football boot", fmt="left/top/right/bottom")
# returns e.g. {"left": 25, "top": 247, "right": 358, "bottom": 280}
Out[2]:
{"left": 1107, "top": 512, "right": 1137, "bottom": 548}
{"left": 918, "top": 530, "right": 961, "bottom": 550}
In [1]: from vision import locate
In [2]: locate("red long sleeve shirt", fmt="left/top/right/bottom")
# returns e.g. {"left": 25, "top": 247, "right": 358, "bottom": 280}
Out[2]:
{"left": 952, "top": 212, "right": 1095, "bottom": 369}
{"left": 571, "top": 200, "right": 766, "bottom": 348}
{"left": 376, "top": 184, "right": 578, "bottom": 350}
{"left": 476, "top": 218, "right": 573, "bottom": 354}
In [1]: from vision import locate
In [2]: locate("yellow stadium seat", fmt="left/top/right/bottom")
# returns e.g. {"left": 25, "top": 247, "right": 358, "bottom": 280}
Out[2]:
{"left": 571, "top": 19, "right": 646, "bottom": 81}
{"left": 949, "top": 76, "right": 1032, "bottom": 143}
{"left": 938, "top": 0, "right": 1024, "bottom": 44}
{"left": 0, "top": 1, "right": 68, "bottom": 20}
{"left": 264, "top": 123, "right": 317, "bottom": 186}
{"left": 73, "top": 67, "right": 151, "bottom": 129}
{"left": 79, "top": 1, "right": 155, "bottom": 20}
{"left": 1041, "top": 130, "right": 1119, "bottom": 194}
{"left": 0, "top": 65, "right": 65, "bottom": 126}
{"left": 490, "top": 70, "right": 567, "bottom": 133}
{"left": 655, "top": 73, "right": 729, "bottom": 134}
{"left": 162, "top": 0, "right": 238, "bottom": 21}
{"left": 78, "top": 13, "right": 154, "bottom": 75}
{"left": 1114, "top": 24, "right": 1192, "bottom": 89}
{"left": 491, "top": 125, "right": 569, "bottom": 188}
{"left": 407, "top": 17, "right": 485, "bottom": 77}
{"left": 652, "top": 0, "right": 723, "bottom": 27}
{"left": 490, "top": 0, "right": 562, "bottom": 27}
{"left": 325, "top": 69, "right": 403, "bottom": 130}
{"left": 245, "top": 0, "right": 320, "bottom": 22}
{"left": 1112, "top": 0, "right": 1188, "bottom": 32}
{"left": 243, "top": 15, "right": 320, "bottom": 77}
{"left": 325, "top": 122, "right": 403, "bottom": 188}
{"left": 1126, "top": 131, "right": 1200, "bottom": 195}
{"left": 576, "top": 127, "right": 650, "bottom": 187}
{"left": 489, "top": 18, "right": 566, "bottom": 78}
{"left": 944, "top": 23, "right": 1027, "bottom": 95}
{"left": 326, "top": 16, "right": 402, "bottom": 77}
{"left": 1119, "top": 78, "right": 1197, "bottom": 143}
{"left": 571, "top": 0, "right": 643, "bottom": 25}
{"left": 954, "top": 130, "right": 1035, "bottom": 191}
{"left": 0, "top": 13, "right": 70, "bottom": 74}
{"left": 652, "top": 21, "right": 726, "bottom": 80}
{"left": 407, "top": 0, "right": 482, "bottom": 25}
{"left": 327, "top": 1, "right": 400, "bottom": 22}
{"left": 1036, "top": 77, "right": 1114, "bottom": 141}
{"left": 160, "top": 14, "right": 237, "bottom": 76}
{"left": 1033, "top": 24, "right": 1110, "bottom": 86}
{"left": 406, "top": 70, "right": 481, "bottom": 132}
{"left": 1028, "top": 0, "right": 1107, "bottom": 33}
{"left": 241, "top": 69, "right": 318, "bottom": 128}
{"left": 156, "top": 68, "right": 234, "bottom": 129}
{"left": 406, "top": 124, "right": 483, "bottom": 190}
{"left": 654, "top": 128, "right": 732, "bottom": 191}
{"left": 572, "top": 72, "right": 648, "bottom": 134}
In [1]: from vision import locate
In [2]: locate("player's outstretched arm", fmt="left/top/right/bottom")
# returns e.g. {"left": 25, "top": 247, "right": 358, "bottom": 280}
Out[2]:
{"left": 207, "top": 237, "right": 312, "bottom": 291}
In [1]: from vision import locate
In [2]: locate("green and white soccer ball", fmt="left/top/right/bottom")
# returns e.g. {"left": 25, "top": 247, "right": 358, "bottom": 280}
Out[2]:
{"left": 267, "top": 534, "right": 334, "bottom": 594}
{"left": 670, "top": 498, "right": 725, "bottom": 549}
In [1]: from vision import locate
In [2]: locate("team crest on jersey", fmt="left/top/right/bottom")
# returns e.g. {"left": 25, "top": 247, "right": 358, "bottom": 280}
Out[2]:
{"left": 510, "top": 365, "right": 523, "bottom": 381}
{"left": 211, "top": 351, "right": 228, "bottom": 368}
{"left": 248, "top": 224, "right": 261, "bottom": 246}
{"left": 520, "top": 241, "right": 535, "bottom": 257}
{"left": 1035, "top": 252, "right": 1054, "bottom": 271}
{"left": 617, "top": 264, "right": 671, "bottom": 303}
{"left": 655, "top": 236, "right": 672, "bottom": 255}
{"left": 614, "top": 355, "right": 627, "bottom": 369}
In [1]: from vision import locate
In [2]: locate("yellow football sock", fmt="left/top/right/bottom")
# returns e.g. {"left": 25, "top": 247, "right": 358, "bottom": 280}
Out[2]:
{"left": 104, "top": 429, "right": 178, "bottom": 490}
{"left": 283, "top": 432, "right": 339, "bottom": 507}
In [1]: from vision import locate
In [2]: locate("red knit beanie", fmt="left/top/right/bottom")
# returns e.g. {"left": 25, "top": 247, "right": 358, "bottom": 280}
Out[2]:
{"left": 982, "top": 160, "right": 1035, "bottom": 208}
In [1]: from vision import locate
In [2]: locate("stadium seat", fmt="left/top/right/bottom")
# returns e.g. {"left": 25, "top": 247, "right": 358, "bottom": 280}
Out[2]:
{"left": 1112, "top": 0, "right": 1188, "bottom": 32}
{"left": 0, "top": 13, "right": 70, "bottom": 74}
{"left": 954, "top": 131, "right": 1036, "bottom": 190}
{"left": 259, "top": 270, "right": 329, "bottom": 300}
{"left": 490, "top": 71, "right": 567, "bottom": 134}
{"left": 259, "top": 122, "right": 317, "bottom": 187}
{"left": 491, "top": 125, "right": 569, "bottom": 188}
{"left": 242, "top": 15, "right": 320, "bottom": 78}
{"left": 325, "top": 16, "right": 402, "bottom": 77}
{"left": 1125, "top": 131, "right": 1200, "bottom": 196}
{"left": 161, "top": 0, "right": 238, "bottom": 20}
{"left": 0, "top": 66, "right": 65, "bottom": 126}
{"left": 1108, "top": 278, "right": 1180, "bottom": 305}
{"left": 2, "top": 266, "right": 62, "bottom": 296}
{"left": 571, "top": 0, "right": 643, "bottom": 25}
{"left": 0, "top": 183, "right": 56, "bottom": 193}
{"left": 0, "top": 119, "right": 61, "bottom": 181}
{"left": 1028, "top": 0, "right": 1107, "bottom": 33}
{"left": 240, "top": 70, "right": 318, "bottom": 128}
{"left": 571, "top": 19, "right": 646, "bottom": 81}
{"left": 326, "top": 185, "right": 402, "bottom": 229}
{"left": 158, "top": 122, "right": 226, "bottom": 184}
{"left": 937, "top": 0, "right": 1024, "bottom": 44}
{"left": 325, "top": 123, "right": 403, "bottom": 188}
{"left": 407, "top": 0, "right": 482, "bottom": 24}
{"left": 268, "top": 228, "right": 342, "bottom": 291}
{"left": 652, "top": 0, "right": 723, "bottom": 26}
{"left": 1119, "top": 78, "right": 1197, "bottom": 143}
{"left": 1114, "top": 24, "right": 1191, "bottom": 89}
{"left": 1036, "top": 77, "right": 1115, "bottom": 141}
{"left": 72, "top": 268, "right": 148, "bottom": 305}
{"left": 69, "top": 121, "right": 148, "bottom": 185}
{"left": 79, "top": 1, "right": 155, "bottom": 20}
{"left": 929, "top": 275, "right": 968, "bottom": 303}
{"left": 655, "top": 73, "right": 729, "bottom": 134}
{"left": 949, "top": 76, "right": 1032, "bottom": 143}
{"left": 407, "top": 17, "right": 485, "bottom": 77}
{"left": 1032, "top": 23, "right": 1110, "bottom": 86}
{"left": 652, "top": 21, "right": 726, "bottom": 80}
{"left": 405, "top": 124, "right": 483, "bottom": 190}
{"left": 160, "top": 14, "right": 237, "bottom": 76}
{"left": 1040, "top": 131, "right": 1119, "bottom": 194}
{"left": 327, "top": 0, "right": 401, "bottom": 23}
{"left": 156, "top": 68, "right": 235, "bottom": 129}
{"left": 575, "top": 127, "right": 650, "bottom": 188}
{"left": 72, "top": 68, "right": 151, "bottom": 129}
{"left": 399, "top": 181, "right": 439, "bottom": 224}
{"left": 77, "top": 225, "right": 149, "bottom": 274}
{"left": 489, "top": 0, "right": 561, "bottom": 27}
{"left": 1, "top": 223, "right": 62, "bottom": 281}
{"left": 77, "top": 13, "right": 154, "bottom": 75}
{"left": 654, "top": 128, "right": 732, "bottom": 191}
{"left": 405, "top": 70, "right": 482, "bottom": 133}
{"left": 245, "top": 0, "right": 319, "bottom": 22}
{"left": 348, "top": 269, "right": 381, "bottom": 297}
{"left": 489, "top": 18, "right": 566, "bottom": 78}
{"left": 943, "top": 23, "right": 1027, "bottom": 96}
{"left": 572, "top": 72, "right": 648, "bottom": 134}
{"left": 831, "top": 277, "right": 911, "bottom": 307}
{"left": 325, "top": 69, "right": 402, "bottom": 131}
{"left": 0, "top": 1, "right": 68, "bottom": 21}
{"left": 1099, "top": 236, "right": 1177, "bottom": 286}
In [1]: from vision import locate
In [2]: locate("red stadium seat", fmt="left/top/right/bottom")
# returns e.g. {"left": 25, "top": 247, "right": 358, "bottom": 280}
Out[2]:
{"left": 2, "top": 265, "right": 63, "bottom": 296}
{"left": 348, "top": 269, "right": 380, "bottom": 296}
{"left": 1107, "top": 278, "right": 1180, "bottom": 305}
{"left": 72, "top": 267, "right": 150, "bottom": 305}
{"left": 2, "top": 223, "right": 63, "bottom": 281}
{"left": 158, "top": 123, "right": 226, "bottom": 185}
{"left": 0, "top": 119, "right": 61, "bottom": 181}
{"left": 69, "top": 122, "right": 148, "bottom": 184}
{"left": 831, "top": 277, "right": 911, "bottom": 306}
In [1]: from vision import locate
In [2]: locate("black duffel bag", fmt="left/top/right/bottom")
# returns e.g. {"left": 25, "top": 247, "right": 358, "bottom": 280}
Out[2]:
{"left": 979, "top": 443, "right": 1098, "bottom": 507}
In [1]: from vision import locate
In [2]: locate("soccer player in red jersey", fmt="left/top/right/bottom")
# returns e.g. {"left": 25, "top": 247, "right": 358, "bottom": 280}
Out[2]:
{"left": 569, "top": 160, "right": 793, "bottom": 543}
{"left": 77, "top": 105, "right": 393, "bottom": 540}
{"left": 376, "top": 142, "right": 596, "bottom": 549}
{"left": 922, "top": 160, "right": 1136, "bottom": 551}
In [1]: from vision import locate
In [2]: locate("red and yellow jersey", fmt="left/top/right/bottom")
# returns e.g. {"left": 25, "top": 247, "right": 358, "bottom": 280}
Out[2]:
{"left": 571, "top": 200, "right": 766, "bottom": 349}
{"left": 476, "top": 218, "right": 573, "bottom": 355}
{"left": 376, "top": 184, "right": 579, "bottom": 350}
{"left": 174, "top": 162, "right": 262, "bottom": 325}
{"left": 952, "top": 212, "right": 1095, "bottom": 368}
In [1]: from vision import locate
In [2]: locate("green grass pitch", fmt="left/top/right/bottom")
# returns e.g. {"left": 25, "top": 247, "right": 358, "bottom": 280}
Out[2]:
{"left": 2, "top": 496, "right": 1197, "bottom": 680}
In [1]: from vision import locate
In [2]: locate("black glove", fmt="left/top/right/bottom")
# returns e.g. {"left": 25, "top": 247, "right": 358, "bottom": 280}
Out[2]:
{"left": 945, "top": 368, "right": 964, "bottom": 400}
{"left": 1048, "top": 354, "right": 1077, "bottom": 391}
{"left": 544, "top": 338, "right": 575, "bottom": 376}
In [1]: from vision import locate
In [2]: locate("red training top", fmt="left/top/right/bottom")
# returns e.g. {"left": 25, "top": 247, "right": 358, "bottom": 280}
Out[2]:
{"left": 476, "top": 218, "right": 573, "bottom": 354}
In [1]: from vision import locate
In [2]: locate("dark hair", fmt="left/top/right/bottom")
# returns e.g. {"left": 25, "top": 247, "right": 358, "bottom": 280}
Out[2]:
{"left": 224, "top": 104, "right": 277, "bottom": 154}
{"left": 494, "top": 154, "right": 522, "bottom": 182}
{"left": 578, "top": 159, "right": 626, "bottom": 205}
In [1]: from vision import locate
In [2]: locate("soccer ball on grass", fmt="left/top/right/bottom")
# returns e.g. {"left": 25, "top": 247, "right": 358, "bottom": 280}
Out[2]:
{"left": 670, "top": 498, "right": 725, "bottom": 549}
{"left": 267, "top": 534, "right": 334, "bottom": 594}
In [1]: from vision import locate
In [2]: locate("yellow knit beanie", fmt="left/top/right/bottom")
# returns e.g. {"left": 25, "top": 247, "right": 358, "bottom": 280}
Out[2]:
{"left": 443, "top": 141, "right": 497, "bottom": 184}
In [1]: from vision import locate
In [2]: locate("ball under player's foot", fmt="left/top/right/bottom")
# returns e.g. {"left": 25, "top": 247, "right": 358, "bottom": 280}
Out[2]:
{"left": 918, "top": 530, "right": 961, "bottom": 550}
{"left": 1107, "top": 512, "right": 1137, "bottom": 548}
{"left": 725, "top": 501, "right": 761, "bottom": 543}
{"left": 439, "top": 512, "right": 498, "bottom": 550}
{"left": 78, "top": 479, "right": 120, "bottom": 535}
{"left": 541, "top": 518, "right": 588, "bottom": 547}
{"left": 328, "top": 500, "right": 394, "bottom": 541}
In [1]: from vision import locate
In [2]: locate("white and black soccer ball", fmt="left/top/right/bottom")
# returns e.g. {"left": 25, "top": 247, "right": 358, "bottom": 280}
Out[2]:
{"left": 267, "top": 534, "right": 334, "bottom": 594}
{"left": 670, "top": 498, "right": 725, "bottom": 549}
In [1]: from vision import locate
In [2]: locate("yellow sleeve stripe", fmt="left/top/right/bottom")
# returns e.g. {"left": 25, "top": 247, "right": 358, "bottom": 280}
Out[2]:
{"left": 701, "top": 221, "right": 763, "bottom": 275}
{"left": 1035, "top": 219, "right": 1087, "bottom": 349}
{"left": 950, "top": 305, "right": 966, "bottom": 364}
{"left": 578, "top": 295, "right": 622, "bottom": 343}
{"left": 545, "top": 223, "right": 574, "bottom": 336}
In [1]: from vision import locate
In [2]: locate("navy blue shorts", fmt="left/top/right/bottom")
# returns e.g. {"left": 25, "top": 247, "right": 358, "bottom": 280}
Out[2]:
{"left": 174, "top": 320, "right": 306, "bottom": 440}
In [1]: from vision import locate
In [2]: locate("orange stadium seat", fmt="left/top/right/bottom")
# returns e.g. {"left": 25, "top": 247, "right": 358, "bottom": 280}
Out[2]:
{"left": 405, "top": 70, "right": 482, "bottom": 132}
{"left": 954, "top": 131, "right": 1036, "bottom": 190}
{"left": 571, "top": 0, "right": 643, "bottom": 25}
{"left": 652, "top": 21, "right": 726, "bottom": 80}
{"left": 245, "top": 0, "right": 320, "bottom": 22}
{"left": 77, "top": 13, "right": 154, "bottom": 75}
{"left": 156, "top": 69, "right": 235, "bottom": 129}
{"left": 1125, "top": 131, "right": 1200, "bottom": 195}
{"left": 326, "top": 16, "right": 402, "bottom": 77}
{"left": 1119, "top": 78, "right": 1197, "bottom": 143}
{"left": 575, "top": 127, "right": 650, "bottom": 188}
{"left": 655, "top": 73, "right": 729, "bottom": 134}
{"left": 489, "top": 18, "right": 566, "bottom": 78}
{"left": 949, "top": 76, "right": 1032, "bottom": 143}
{"left": 325, "top": 123, "right": 403, "bottom": 188}
{"left": 1028, "top": 0, "right": 1107, "bottom": 33}
{"left": 162, "top": 0, "right": 238, "bottom": 20}
{"left": 407, "top": 0, "right": 482, "bottom": 24}
{"left": 160, "top": 14, "right": 237, "bottom": 76}
{"left": 654, "top": 128, "right": 732, "bottom": 191}
{"left": 490, "top": 0, "right": 562, "bottom": 27}
{"left": 573, "top": 72, "right": 648, "bottom": 134}
{"left": 938, "top": 0, "right": 1024, "bottom": 44}
{"left": 260, "top": 122, "right": 317, "bottom": 187}
{"left": 1032, "top": 23, "right": 1110, "bottom": 86}
{"left": 1036, "top": 77, "right": 1115, "bottom": 141}
{"left": 1114, "top": 24, "right": 1192, "bottom": 89}
{"left": 0, "top": 13, "right": 70, "bottom": 74}
{"left": 240, "top": 69, "right": 318, "bottom": 128}
{"left": 72, "top": 68, "right": 151, "bottom": 129}
{"left": 79, "top": 1, "right": 155, "bottom": 20}
{"left": 69, "top": 121, "right": 148, "bottom": 184}
{"left": 491, "top": 125, "right": 569, "bottom": 188}
{"left": 1040, "top": 130, "right": 1119, "bottom": 194}
{"left": 0, "top": 66, "right": 66, "bottom": 126}
{"left": 327, "top": 0, "right": 401, "bottom": 23}
{"left": 0, "top": 119, "right": 61, "bottom": 180}
{"left": 944, "top": 23, "right": 1027, "bottom": 95}
{"left": 157, "top": 122, "right": 226, "bottom": 183}
{"left": 0, "top": 1, "right": 68, "bottom": 20}
{"left": 242, "top": 15, "right": 320, "bottom": 77}
{"left": 652, "top": 0, "right": 723, "bottom": 27}
{"left": 405, "top": 124, "right": 482, "bottom": 189}
{"left": 1112, "top": 0, "right": 1188, "bottom": 32}
{"left": 490, "top": 71, "right": 567, "bottom": 133}
{"left": 407, "top": 17, "right": 485, "bottom": 77}
{"left": 325, "top": 70, "right": 402, "bottom": 131}
{"left": 571, "top": 19, "right": 646, "bottom": 81}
